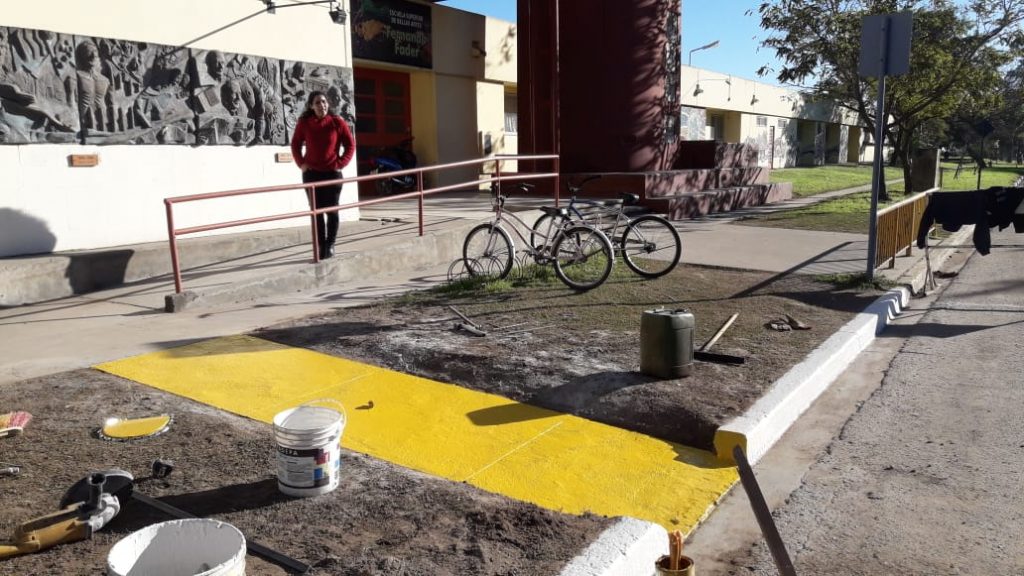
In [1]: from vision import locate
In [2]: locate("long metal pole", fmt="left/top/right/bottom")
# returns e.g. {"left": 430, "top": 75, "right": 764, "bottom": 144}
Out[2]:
{"left": 866, "top": 14, "right": 890, "bottom": 280}
{"left": 866, "top": 74, "right": 886, "bottom": 278}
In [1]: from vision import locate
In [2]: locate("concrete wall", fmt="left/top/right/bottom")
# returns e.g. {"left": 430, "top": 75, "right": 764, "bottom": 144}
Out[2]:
{"left": 433, "top": 73, "right": 479, "bottom": 186}
{"left": 680, "top": 65, "right": 871, "bottom": 168}
{"left": 0, "top": 0, "right": 358, "bottom": 257}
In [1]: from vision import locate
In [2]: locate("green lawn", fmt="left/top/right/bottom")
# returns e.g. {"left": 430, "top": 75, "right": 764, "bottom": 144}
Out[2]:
{"left": 770, "top": 164, "right": 903, "bottom": 198}
{"left": 743, "top": 161, "right": 1024, "bottom": 234}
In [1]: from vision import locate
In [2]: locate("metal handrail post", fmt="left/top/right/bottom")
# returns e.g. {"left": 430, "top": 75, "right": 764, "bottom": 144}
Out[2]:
{"left": 417, "top": 170, "right": 425, "bottom": 237}
{"left": 495, "top": 157, "right": 503, "bottom": 201}
{"left": 164, "top": 200, "right": 183, "bottom": 294}
{"left": 308, "top": 184, "right": 321, "bottom": 263}
{"left": 554, "top": 156, "right": 561, "bottom": 206}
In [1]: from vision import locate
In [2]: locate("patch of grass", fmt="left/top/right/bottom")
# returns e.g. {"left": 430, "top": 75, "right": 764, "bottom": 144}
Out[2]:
{"left": 746, "top": 161, "right": 1024, "bottom": 234}
{"left": 735, "top": 191, "right": 879, "bottom": 234}
{"left": 939, "top": 161, "right": 1023, "bottom": 191}
{"left": 814, "top": 272, "right": 897, "bottom": 291}
{"left": 771, "top": 165, "right": 903, "bottom": 198}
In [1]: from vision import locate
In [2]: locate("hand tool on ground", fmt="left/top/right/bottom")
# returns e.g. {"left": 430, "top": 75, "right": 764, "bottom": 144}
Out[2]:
{"left": 60, "top": 469, "right": 310, "bottom": 574}
{"left": 0, "top": 473, "right": 119, "bottom": 559}
{"left": 454, "top": 322, "right": 487, "bottom": 337}
{"left": 449, "top": 305, "right": 484, "bottom": 329}
{"left": 699, "top": 313, "right": 738, "bottom": 352}
{"left": 0, "top": 411, "right": 33, "bottom": 438}
{"left": 732, "top": 445, "right": 798, "bottom": 576}
{"left": 694, "top": 350, "right": 745, "bottom": 365}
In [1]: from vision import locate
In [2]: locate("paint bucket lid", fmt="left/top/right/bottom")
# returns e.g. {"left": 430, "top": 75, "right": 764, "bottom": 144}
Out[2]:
{"left": 273, "top": 400, "right": 346, "bottom": 433}
{"left": 106, "top": 518, "right": 246, "bottom": 576}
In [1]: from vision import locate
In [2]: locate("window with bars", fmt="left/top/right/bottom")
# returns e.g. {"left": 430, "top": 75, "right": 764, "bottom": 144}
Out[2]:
{"left": 756, "top": 116, "right": 768, "bottom": 127}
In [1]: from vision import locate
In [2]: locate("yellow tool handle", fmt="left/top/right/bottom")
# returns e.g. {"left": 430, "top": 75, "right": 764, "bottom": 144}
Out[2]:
{"left": 0, "top": 505, "right": 91, "bottom": 559}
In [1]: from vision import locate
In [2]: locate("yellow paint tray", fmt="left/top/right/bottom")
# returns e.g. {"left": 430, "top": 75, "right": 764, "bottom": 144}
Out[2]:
{"left": 97, "top": 414, "right": 172, "bottom": 441}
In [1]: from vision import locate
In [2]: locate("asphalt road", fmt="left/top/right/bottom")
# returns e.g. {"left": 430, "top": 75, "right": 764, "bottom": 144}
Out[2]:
{"left": 698, "top": 227, "right": 1024, "bottom": 575}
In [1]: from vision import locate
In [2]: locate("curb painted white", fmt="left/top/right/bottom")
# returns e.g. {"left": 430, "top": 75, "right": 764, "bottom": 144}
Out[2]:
{"left": 558, "top": 517, "right": 667, "bottom": 576}
{"left": 713, "top": 286, "right": 910, "bottom": 465}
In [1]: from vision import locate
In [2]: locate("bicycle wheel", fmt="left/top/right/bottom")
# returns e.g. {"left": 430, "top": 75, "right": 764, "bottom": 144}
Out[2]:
{"left": 620, "top": 215, "right": 681, "bottom": 278}
{"left": 553, "top": 225, "right": 614, "bottom": 291}
{"left": 463, "top": 223, "right": 514, "bottom": 280}
{"left": 530, "top": 213, "right": 570, "bottom": 251}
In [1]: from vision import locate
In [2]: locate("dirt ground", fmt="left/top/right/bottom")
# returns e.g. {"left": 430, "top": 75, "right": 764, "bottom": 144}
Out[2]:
{"left": 257, "top": 263, "right": 884, "bottom": 450}
{"left": 0, "top": 262, "right": 884, "bottom": 575}
{"left": 0, "top": 372, "right": 611, "bottom": 575}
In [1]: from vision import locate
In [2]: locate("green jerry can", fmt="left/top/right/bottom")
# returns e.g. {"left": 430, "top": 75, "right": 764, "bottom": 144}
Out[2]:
{"left": 640, "top": 308, "right": 695, "bottom": 378}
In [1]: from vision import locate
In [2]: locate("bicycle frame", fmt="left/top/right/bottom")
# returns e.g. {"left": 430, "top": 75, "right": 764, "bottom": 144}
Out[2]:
{"left": 490, "top": 192, "right": 574, "bottom": 261}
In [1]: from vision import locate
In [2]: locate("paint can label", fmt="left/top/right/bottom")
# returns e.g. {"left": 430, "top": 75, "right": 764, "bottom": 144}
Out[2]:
{"left": 276, "top": 442, "right": 341, "bottom": 488}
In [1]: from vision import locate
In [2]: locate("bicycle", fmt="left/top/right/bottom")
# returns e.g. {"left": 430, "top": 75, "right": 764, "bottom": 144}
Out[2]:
{"left": 462, "top": 181, "right": 615, "bottom": 291}
{"left": 529, "top": 176, "right": 682, "bottom": 278}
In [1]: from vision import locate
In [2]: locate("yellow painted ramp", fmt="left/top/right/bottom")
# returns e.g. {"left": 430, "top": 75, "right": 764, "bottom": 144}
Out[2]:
{"left": 96, "top": 335, "right": 737, "bottom": 530}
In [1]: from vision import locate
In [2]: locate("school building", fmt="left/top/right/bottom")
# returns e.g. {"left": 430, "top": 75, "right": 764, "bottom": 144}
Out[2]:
{"left": 0, "top": 0, "right": 869, "bottom": 259}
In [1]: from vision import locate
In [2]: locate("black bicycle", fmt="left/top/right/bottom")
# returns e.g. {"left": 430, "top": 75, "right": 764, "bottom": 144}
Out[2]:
{"left": 530, "top": 176, "right": 681, "bottom": 278}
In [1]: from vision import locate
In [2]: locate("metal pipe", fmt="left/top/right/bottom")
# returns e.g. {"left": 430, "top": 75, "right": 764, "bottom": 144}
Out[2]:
{"left": 164, "top": 200, "right": 183, "bottom": 294}
{"left": 163, "top": 154, "right": 560, "bottom": 293}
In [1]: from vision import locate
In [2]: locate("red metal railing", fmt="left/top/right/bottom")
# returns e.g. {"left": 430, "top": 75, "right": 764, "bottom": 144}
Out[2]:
{"left": 163, "top": 154, "right": 560, "bottom": 294}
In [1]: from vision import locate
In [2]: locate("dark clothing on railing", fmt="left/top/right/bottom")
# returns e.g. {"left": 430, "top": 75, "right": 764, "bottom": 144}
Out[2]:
{"left": 917, "top": 187, "right": 1024, "bottom": 255}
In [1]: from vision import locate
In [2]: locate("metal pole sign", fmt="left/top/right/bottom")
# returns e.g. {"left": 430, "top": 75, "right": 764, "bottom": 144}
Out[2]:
{"left": 859, "top": 12, "right": 912, "bottom": 279}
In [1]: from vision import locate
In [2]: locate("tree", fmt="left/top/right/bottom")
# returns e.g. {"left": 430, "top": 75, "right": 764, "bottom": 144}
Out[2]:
{"left": 757, "top": 0, "right": 1024, "bottom": 197}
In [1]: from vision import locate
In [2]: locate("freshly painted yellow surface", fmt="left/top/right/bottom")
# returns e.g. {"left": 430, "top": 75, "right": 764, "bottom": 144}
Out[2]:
{"left": 96, "top": 335, "right": 738, "bottom": 530}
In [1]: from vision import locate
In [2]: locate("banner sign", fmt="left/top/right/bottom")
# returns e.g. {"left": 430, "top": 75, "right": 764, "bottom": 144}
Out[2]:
{"left": 352, "top": 0, "right": 433, "bottom": 69}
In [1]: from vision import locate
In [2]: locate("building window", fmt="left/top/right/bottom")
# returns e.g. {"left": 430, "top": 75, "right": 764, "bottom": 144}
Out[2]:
{"left": 504, "top": 91, "right": 518, "bottom": 134}
{"left": 756, "top": 116, "right": 768, "bottom": 127}
{"left": 778, "top": 119, "right": 788, "bottom": 129}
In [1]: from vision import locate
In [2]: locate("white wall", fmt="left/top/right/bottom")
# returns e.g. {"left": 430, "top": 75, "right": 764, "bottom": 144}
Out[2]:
{"left": 0, "top": 0, "right": 358, "bottom": 257}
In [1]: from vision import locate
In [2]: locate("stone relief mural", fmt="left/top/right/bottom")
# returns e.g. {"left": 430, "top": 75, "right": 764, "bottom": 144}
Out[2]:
{"left": 281, "top": 60, "right": 354, "bottom": 141}
{"left": 0, "top": 25, "right": 353, "bottom": 146}
{"left": 0, "top": 27, "right": 78, "bottom": 143}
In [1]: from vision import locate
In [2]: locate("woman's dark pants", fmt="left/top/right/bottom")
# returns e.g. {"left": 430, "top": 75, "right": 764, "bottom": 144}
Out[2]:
{"left": 303, "top": 170, "right": 342, "bottom": 258}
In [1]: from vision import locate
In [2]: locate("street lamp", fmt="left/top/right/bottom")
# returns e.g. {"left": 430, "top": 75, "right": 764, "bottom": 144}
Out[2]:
{"left": 688, "top": 40, "right": 719, "bottom": 66}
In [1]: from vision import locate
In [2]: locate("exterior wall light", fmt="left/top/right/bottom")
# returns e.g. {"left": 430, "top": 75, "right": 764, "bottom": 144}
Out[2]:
{"left": 329, "top": 6, "right": 348, "bottom": 25}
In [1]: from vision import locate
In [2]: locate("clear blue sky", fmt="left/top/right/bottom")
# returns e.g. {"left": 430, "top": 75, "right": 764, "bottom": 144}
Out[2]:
{"left": 439, "top": 0, "right": 785, "bottom": 86}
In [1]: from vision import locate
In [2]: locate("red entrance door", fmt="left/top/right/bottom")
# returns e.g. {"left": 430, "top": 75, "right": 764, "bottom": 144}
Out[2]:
{"left": 353, "top": 68, "right": 412, "bottom": 193}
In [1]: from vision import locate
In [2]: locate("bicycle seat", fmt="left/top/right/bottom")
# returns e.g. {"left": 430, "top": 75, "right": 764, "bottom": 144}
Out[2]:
{"left": 539, "top": 206, "right": 570, "bottom": 217}
{"left": 620, "top": 193, "right": 640, "bottom": 205}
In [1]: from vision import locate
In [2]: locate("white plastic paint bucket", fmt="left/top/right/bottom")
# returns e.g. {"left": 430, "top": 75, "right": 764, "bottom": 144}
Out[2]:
{"left": 106, "top": 518, "right": 246, "bottom": 576}
{"left": 273, "top": 400, "right": 346, "bottom": 497}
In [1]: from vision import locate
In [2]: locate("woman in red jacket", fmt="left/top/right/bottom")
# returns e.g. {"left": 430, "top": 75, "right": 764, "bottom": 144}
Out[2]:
{"left": 291, "top": 91, "right": 355, "bottom": 259}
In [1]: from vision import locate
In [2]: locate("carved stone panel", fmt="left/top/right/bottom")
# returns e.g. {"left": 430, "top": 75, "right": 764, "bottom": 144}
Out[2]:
{"left": 2, "top": 24, "right": 355, "bottom": 147}
{"left": 281, "top": 60, "right": 355, "bottom": 142}
{"left": 191, "top": 50, "right": 284, "bottom": 146}
{"left": 84, "top": 40, "right": 194, "bottom": 144}
{"left": 0, "top": 27, "right": 78, "bottom": 144}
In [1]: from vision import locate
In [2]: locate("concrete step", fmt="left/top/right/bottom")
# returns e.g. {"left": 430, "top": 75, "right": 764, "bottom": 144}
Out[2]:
{"left": 644, "top": 182, "right": 794, "bottom": 220}
{"left": 0, "top": 227, "right": 313, "bottom": 307}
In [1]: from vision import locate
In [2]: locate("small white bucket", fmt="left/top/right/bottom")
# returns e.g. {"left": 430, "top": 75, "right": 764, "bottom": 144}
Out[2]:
{"left": 272, "top": 400, "right": 346, "bottom": 497}
{"left": 107, "top": 518, "right": 246, "bottom": 576}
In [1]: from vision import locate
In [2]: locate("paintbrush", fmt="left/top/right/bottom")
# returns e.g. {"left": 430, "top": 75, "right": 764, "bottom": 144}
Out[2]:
{"left": 0, "top": 411, "right": 33, "bottom": 438}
